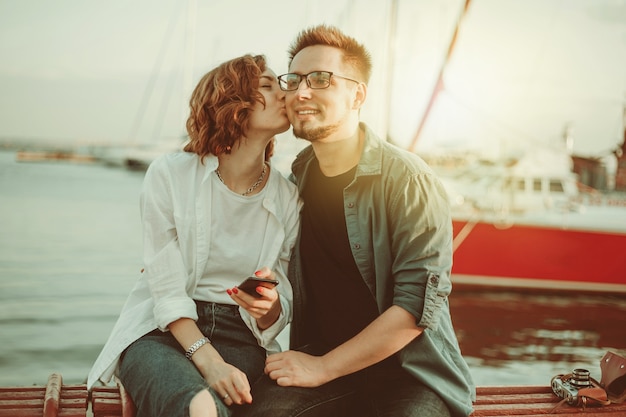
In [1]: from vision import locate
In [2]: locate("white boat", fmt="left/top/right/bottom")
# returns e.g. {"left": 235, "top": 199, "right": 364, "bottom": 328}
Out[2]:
{"left": 423, "top": 143, "right": 626, "bottom": 293}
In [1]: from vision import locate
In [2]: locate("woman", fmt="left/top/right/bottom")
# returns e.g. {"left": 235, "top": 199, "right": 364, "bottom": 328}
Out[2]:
{"left": 87, "top": 54, "right": 301, "bottom": 417}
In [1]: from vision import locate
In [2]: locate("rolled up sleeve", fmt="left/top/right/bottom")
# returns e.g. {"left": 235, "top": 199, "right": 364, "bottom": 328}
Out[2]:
{"left": 239, "top": 295, "right": 290, "bottom": 353}
{"left": 390, "top": 172, "right": 453, "bottom": 330}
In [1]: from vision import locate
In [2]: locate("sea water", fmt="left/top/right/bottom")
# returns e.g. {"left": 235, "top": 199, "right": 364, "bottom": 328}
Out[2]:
{"left": 1, "top": 149, "right": 625, "bottom": 387}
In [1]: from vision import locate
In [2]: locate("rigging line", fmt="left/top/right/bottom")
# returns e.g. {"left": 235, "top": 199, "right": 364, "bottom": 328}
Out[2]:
{"left": 38, "top": 3, "right": 140, "bottom": 68}
{"left": 452, "top": 217, "right": 478, "bottom": 253}
{"left": 151, "top": 64, "right": 180, "bottom": 141}
{"left": 520, "top": 0, "right": 564, "bottom": 106}
{"left": 152, "top": 0, "right": 196, "bottom": 144}
{"left": 382, "top": 0, "right": 399, "bottom": 142}
{"left": 128, "top": 1, "right": 184, "bottom": 143}
{"left": 180, "top": 0, "right": 197, "bottom": 130}
{"left": 408, "top": 0, "right": 472, "bottom": 152}
{"left": 443, "top": 88, "right": 545, "bottom": 147}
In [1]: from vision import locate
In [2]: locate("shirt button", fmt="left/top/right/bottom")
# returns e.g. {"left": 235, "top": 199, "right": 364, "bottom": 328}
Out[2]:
{"left": 353, "top": 243, "right": 361, "bottom": 249}
{"left": 347, "top": 202, "right": 354, "bottom": 208}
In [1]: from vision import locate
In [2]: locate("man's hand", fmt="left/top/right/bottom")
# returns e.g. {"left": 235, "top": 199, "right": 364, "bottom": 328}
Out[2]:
{"left": 264, "top": 350, "right": 331, "bottom": 387}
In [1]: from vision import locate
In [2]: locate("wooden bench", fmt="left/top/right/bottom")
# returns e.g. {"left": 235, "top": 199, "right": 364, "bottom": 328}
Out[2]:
{"left": 90, "top": 380, "right": 626, "bottom": 417}
{"left": 473, "top": 386, "right": 626, "bottom": 416}
{"left": 90, "top": 383, "right": 135, "bottom": 417}
{"left": 5, "top": 374, "right": 626, "bottom": 416}
{"left": 0, "top": 373, "right": 88, "bottom": 417}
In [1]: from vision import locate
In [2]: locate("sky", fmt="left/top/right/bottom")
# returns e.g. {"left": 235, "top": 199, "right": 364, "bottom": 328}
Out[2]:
{"left": 0, "top": 0, "right": 625, "bottom": 158}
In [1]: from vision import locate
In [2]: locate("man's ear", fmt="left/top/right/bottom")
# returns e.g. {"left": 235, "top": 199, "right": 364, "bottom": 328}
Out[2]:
{"left": 353, "top": 83, "right": 367, "bottom": 109}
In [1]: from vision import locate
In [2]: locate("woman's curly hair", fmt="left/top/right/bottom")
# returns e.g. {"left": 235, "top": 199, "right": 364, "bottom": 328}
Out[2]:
{"left": 184, "top": 54, "right": 273, "bottom": 161}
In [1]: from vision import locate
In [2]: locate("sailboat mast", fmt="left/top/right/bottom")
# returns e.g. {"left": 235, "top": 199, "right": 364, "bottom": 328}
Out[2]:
{"left": 181, "top": 0, "right": 197, "bottom": 134}
{"left": 381, "top": 0, "right": 399, "bottom": 142}
{"left": 408, "top": 0, "right": 472, "bottom": 152}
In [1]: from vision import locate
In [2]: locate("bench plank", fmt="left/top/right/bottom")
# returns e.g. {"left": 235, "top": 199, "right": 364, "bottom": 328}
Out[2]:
{"left": 471, "top": 386, "right": 626, "bottom": 416}
{"left": 91, "top": 384, "right": 134, "bottom": 417}
{"left": 0, "top": 374, "right": 87, "bottom": 417}
{"left": 90, "top": 383, "right": 626, "bottom": 417}
{"left": 4, "top": 375, "right": 625, "bottom": 417}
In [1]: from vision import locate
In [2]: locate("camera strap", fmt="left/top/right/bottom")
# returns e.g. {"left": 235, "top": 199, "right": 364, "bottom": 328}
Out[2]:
{"left": 600, "top": 351, "right": 626, "bottom": 404}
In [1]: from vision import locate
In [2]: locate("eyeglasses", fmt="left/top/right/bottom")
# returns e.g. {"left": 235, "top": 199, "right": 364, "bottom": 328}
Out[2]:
{"left": 277, "top": 71, "right": 361, "bottom": 91}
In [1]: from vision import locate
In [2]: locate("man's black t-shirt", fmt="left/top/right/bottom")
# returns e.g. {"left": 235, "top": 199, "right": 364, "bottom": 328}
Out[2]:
{"left": 299, "top": 160, "right": 379, "bottom": 352}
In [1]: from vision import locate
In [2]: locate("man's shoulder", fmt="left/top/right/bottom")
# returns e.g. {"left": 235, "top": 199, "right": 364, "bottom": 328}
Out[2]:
{"left": 291, "top": 145, "right": 315, "bottom": 175}
{"left": 362, "top": 130, "right": 434, "bottom": 176}
{"left": 382, "top": 141, "right": 429, "bottom": 166}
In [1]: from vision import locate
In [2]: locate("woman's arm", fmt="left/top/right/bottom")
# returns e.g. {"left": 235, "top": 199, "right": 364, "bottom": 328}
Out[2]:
{"left": 140, "top": 158, "right": 198, "bottom": 329}
{"left": 168, "top": 318, "right": 252, "bottom": 405}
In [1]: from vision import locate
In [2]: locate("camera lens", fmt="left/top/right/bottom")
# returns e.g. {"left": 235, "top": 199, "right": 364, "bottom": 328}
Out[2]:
{"left": 570, "top": 368, "right": 591, "bottom": 387}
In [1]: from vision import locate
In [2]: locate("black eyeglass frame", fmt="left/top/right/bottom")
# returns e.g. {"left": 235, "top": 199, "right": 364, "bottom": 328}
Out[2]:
{"left": 277, "top": 71, "right": 361, "bottom": 91}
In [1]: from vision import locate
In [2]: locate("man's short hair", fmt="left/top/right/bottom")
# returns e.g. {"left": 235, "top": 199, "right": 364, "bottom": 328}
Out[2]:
{"left": 288, "top": 24, "right": 372, "bottom": 84}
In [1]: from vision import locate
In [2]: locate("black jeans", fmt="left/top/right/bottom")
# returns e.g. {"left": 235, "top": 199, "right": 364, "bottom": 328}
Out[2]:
{"left": 233, "top": 347, "right": 451, "bottom": 417}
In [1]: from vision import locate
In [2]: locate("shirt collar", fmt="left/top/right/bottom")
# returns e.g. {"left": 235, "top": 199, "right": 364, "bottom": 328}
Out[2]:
{"left": 201, "top": 154, "right": 219, "bottom": 183}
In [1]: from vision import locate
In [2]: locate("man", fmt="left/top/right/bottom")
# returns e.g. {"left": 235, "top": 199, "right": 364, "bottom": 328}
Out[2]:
{"left": 238, "top": 24, "right": 475, "bottom": 417}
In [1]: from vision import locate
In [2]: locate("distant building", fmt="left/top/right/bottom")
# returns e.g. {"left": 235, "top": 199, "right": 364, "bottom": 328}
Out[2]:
{"left": 572, "top": 109, "right": 626, "bottom": 192}
{"left": 615, "top": 140, "right": 626, "bottom": 191}
{"left": 572, "top": 155, "right": 608, "bottom": 190}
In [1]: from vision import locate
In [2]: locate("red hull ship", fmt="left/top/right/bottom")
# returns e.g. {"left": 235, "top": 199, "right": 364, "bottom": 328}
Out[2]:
{"left": 451, "top": 218, "right": 626, "bottom": 293}
{"left": 437, "top": 147, "right": 626, "bottom": 293}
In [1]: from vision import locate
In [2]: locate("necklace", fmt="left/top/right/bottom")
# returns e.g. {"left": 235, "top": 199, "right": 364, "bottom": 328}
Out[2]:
{"left": 215, "top": 162, "right": 267, "bottom": 196}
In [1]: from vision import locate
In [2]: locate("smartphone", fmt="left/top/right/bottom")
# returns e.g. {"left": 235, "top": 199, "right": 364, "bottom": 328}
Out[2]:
{"left": 238, "top": 276, "right": 279, "bottom": 298}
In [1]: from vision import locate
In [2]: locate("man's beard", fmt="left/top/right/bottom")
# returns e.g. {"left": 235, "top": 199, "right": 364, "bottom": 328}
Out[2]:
{"left": 292, "top": 123, "right": 340, "bottom": 142}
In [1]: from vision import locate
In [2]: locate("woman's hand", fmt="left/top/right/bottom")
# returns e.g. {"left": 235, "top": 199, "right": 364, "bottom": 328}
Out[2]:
{"left": 227, "top": 267, "right": 281, "bottom": 330}
{"left": 168, "top": 318, "right": 253, "bottom": 405}
{"left": 196, "top": 358, "right": 252, "bottom": 405}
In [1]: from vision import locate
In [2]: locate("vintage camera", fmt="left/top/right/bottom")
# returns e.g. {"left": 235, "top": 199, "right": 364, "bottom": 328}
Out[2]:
{"left": 551, "top": 368, "right": 593, "bottom": 405}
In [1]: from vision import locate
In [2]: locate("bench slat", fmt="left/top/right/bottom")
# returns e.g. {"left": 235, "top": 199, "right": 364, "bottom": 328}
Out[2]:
{"left": 0, "top": 374, "right": 87, "bottom": 417}
{"left": 3, "top": 374, "right": 625, "bottom": 417}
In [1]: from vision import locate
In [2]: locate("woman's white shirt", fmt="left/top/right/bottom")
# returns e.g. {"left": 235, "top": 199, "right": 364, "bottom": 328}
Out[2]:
{"left": 87, "top": 152, "right": 301, "bottom": 388}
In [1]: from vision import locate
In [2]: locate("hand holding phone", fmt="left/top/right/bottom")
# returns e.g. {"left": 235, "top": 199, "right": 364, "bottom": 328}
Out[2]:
{"left": 238, "top": 276, "right": 279, "bottom": 298}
